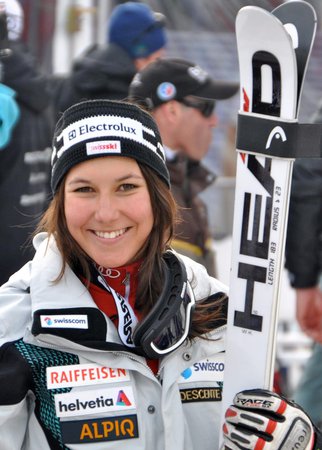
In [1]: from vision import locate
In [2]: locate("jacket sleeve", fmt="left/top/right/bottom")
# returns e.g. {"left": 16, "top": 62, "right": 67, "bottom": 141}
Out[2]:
{"left": 285, "top": 158, "right": 322, "bottom": 288}
{"left": 0, "top": 342, "right": 32, "bottom": 449}
{"left": 0, "top": 261, "right": 32, "bottom": 346}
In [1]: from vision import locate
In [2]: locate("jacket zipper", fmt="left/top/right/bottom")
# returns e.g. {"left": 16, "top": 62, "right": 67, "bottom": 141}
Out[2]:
{"left": 111, "top": 350, "right": 163, "bottom": 382}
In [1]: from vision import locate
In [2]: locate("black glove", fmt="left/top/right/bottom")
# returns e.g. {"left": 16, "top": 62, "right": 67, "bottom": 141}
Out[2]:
{"left": 222, "top": 389, "right": 321, "bottom": 450}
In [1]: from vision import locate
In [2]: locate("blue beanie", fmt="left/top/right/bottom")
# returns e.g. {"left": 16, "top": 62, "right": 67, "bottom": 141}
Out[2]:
{"left": 108, "top": 2, "right": 166, "bottom": 59}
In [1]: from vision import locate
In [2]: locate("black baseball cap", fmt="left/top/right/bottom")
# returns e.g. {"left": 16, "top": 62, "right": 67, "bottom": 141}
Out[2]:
{"left": 128, "top": 57, "right": 239, "bottom": 109}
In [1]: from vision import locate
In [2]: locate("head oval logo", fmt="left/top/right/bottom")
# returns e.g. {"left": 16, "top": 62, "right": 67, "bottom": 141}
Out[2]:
{"left": 157, "top": 82, "right": 176, "bottom": 101}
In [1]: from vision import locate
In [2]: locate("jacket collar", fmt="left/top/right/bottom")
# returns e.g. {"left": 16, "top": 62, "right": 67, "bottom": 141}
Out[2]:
{"left": 165, "top": 151, "right": 216, "bottom": 194}
{"left": 26, "top": 234, "right": 227, "bottom": 351}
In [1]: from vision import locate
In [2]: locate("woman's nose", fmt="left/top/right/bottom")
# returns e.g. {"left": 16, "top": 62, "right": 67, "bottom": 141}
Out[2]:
{"left": 94, "top": 194, "right": 120, "bottom": 222}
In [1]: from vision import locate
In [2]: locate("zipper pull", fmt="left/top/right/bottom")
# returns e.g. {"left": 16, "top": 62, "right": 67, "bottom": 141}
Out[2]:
{"left": 122, "top": 272, "right": 130, "bottom": 286}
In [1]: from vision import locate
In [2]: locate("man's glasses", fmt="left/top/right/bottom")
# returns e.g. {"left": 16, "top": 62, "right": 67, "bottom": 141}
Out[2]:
{"left": 180, "top": 97, "right": 216, "bottom": 118}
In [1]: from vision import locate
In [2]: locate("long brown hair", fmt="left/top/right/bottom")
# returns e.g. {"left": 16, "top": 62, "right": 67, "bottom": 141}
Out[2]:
{"left": 36, "top": 162, "right": 226, "bottom": 338}
{"left": 36, "top": 164, "right": 176, "bottom": 311}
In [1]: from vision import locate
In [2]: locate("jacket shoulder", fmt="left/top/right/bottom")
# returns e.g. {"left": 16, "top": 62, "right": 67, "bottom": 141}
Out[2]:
{"left": 175, "top": 251, "right": 229, "bottom": 299}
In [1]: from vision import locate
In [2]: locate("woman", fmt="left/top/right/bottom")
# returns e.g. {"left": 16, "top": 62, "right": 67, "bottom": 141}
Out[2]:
{"left": 0, "top": 100, "right": 318, "bottom": 450}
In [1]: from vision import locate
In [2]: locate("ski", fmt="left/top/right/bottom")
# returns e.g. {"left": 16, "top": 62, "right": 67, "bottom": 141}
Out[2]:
{"left": 220, "top": 0, "right": 317, "bottom": 440}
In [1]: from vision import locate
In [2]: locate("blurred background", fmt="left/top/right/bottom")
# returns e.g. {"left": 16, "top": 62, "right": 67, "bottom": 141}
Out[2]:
{"left": 16, "top": 0, "right": 322, "bottom": 397}
{"left": 20, "top": 0, "right": 322, "bottom": 238}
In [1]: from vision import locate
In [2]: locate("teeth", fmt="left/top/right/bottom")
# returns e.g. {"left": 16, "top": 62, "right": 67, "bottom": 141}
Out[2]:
{"left": 95, "top": 229, "right": 126, "bottom": 239}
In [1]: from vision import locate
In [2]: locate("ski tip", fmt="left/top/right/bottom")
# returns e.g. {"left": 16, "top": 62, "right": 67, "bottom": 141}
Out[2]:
{"left": 273, "top": 0, "right": 317, "bottom": 24}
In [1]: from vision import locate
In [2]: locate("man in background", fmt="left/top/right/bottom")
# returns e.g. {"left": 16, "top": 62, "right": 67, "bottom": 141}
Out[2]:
{"left": 285, "top": 152, "right": 322, "bottom": 426}
{"left": 53, "top": 1, "right": 167, "bottom": 119}
{"left": 129, "top": 57, "right": 238, "bottom": 276}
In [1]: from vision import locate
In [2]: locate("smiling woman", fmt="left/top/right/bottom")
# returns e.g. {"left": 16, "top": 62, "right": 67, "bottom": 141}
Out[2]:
{"left": 0, "top": 99, "right": 318, "bottom": 450}
{"left": 64, "top": 156, "right": 154, "bottom": 269}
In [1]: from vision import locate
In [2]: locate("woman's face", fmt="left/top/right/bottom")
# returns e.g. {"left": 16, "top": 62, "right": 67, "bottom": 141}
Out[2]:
{"left": 64, "top": 156, "right": 154, "bottom": 268}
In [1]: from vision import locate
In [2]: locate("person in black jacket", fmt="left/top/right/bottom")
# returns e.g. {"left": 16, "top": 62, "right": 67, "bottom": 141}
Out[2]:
{"left": 0, "top": 2, "right": 53, "bottom": 285}
{"left": 53, "top": 2, "right": 167, "bottom": 120}
{"left": 285, "top": 105, "right": 322, "bottom": 426}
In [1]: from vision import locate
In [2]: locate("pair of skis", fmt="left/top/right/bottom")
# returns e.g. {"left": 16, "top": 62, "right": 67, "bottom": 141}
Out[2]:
{"left": 221, "top": 0, "right": 319, "bottom": 442}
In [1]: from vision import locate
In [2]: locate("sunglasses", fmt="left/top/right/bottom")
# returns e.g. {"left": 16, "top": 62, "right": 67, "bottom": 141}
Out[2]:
{"left": 180, "top": 97, "right": 216, "bottom": 118}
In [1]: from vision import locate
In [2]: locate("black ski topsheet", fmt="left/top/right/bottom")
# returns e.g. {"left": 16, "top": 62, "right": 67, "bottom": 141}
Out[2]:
{"left": 220, "top": 2, "right": 316, "bottom": 443}
{"left": 272, "top": 1, "right": 316, "bottom": 113}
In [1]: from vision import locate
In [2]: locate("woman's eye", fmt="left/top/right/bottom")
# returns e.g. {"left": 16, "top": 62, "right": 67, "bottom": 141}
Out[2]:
{"left": 75, "top": 186, "right": 93, "bottom": 193}
{"left": 119, "top": 183, "right": 136, "bottom": 191}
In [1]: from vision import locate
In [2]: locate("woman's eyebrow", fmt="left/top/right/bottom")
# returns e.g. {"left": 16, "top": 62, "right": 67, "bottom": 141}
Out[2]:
{"left": 116, "top": 173, "right": 144, "bottom": 182}
{"left": 67, "top": 173, "right": 144, "bottom": 185}
{"left": 66, "top": 177, "right": 91, "bottom": 186}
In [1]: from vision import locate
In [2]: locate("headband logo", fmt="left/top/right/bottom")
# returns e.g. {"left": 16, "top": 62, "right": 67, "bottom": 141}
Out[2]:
{"left": 55, "top": 115, "right": 161, "bottom": 165}
{"left": 67, "top": 121, "right": 137, "bottom": 142}
{"left": 68, "top": 129, "right": 77, "bottom": 140}
{"left": 86, "top": 141, "right": 121, "bottom": 155}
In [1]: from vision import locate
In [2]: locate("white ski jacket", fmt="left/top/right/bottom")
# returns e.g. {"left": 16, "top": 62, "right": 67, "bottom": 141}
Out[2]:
{"left": 0, "top": 233, "right": 228, "bottom": 450}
